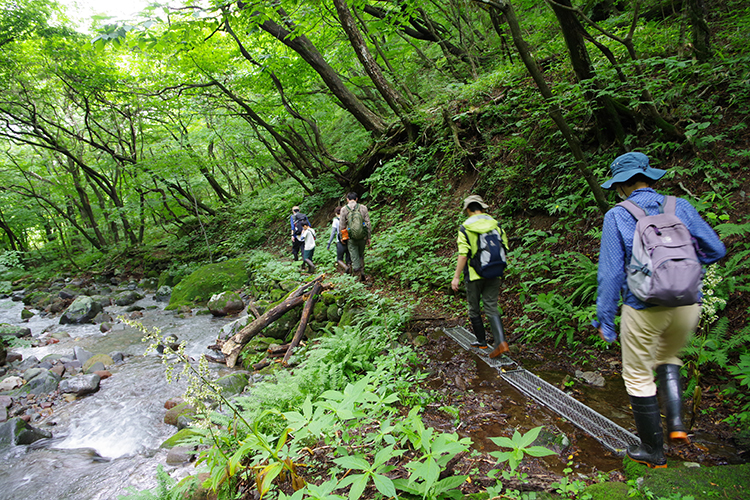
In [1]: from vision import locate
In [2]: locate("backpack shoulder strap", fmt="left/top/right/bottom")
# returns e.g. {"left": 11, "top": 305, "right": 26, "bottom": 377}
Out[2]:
{"left": 662, "top": 195, "right": 677, "bottom": 215}
{"left": 616, "top": 199, "right": 647, "bottom": 220}
{"left": 459, "top": 225, "right": 473, "bottom": 256}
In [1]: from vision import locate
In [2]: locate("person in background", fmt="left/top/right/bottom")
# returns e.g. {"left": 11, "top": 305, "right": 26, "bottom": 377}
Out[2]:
{"left": 451, "top": 195, "right": 510, "bottom": 359}
{"left": 290, "top": 206, "right": 304, "bottom": 261}
{"left": 300, "top": 221, "right": 316, "bottom": 273}
{"left": 339, "top": 192, "right": 371, "bottom": 282}
{"left": 327, "top": 207, "right": 351, "bottom": 273}
{"left": 594, "top": 152, "right": 726, "bottom": 468}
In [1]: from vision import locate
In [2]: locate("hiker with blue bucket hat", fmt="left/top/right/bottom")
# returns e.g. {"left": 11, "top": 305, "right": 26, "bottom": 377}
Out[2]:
{"left": 593, "top": 151, "right": 726, "bottom": 468}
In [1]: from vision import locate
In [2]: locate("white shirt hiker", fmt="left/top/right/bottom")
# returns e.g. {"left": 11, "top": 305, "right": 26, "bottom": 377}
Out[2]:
{"left": 301, "top": 227, "right": 316, "bottom": 251}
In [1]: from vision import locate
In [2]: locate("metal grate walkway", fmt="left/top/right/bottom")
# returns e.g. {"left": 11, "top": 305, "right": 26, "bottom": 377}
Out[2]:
{"left": 443, "top": 326, "right": 639, "bottom": 455}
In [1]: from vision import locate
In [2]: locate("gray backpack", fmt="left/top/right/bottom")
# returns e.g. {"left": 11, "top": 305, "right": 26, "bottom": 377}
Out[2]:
{"left": 618, "top": 196, "right": 702, "bottom": 306}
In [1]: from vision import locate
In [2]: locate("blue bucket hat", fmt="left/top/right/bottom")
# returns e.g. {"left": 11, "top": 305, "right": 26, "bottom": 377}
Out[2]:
{"left": 601, "top": 152, "right": 666, "bottom": 190}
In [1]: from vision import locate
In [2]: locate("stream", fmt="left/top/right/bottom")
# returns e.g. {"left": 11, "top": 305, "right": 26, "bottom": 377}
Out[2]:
{"left": 0, "top": 293, "right": 235, "bottom": 500}
{"left": 0, "top": 289, "right": 745, "bottom": 499}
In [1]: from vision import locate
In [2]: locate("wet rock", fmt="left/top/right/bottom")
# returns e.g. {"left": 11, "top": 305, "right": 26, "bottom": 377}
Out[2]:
{"left": 50, "top": 331, "right": 71, "bottom": 341}
{"left": 58, "top": 287, "right": 79, "bottom": 300}
{"left": 114, "top": 290, "right": 143, "bottom": 306}
{"left": 21, "top": 309, "right": 34, "bottom": 321}
{"left": 0, "top": 342, "right": 5, "bottom": 366}
{"left": 575, "top": 370, "right": 605, "bottom": 387}
{"left": 165, "top": 397, "right": 184, "bottom": 410}
{"left": 58, "top": 373, "right": 100, "bottom": 396}
{"left": 207, "top": 291, "right": 245, "bottom": 317}
{"left": 0, "top": 376, "right": 24, "bottom": 392}
{"left": 214, "top": 372, "right": 249, "bottom": 396}
{"left": 154, "top": 285, "right": 172, "bottom": 303}
{"left": 60, "top": 296, "right": 103, "bottom": 325}
{"left": 109, "top": 352, "right": 125, "bottom": 364}
{"left": 74, "top": 347, "right": 94, "bottom": 365}
{"left": 326, "top": 304, "right": 341, "bottom": 323}
{"left": 17, "top": 370, "right": 60, "bottom": 395}
{"left": 93, "top": 312, "right": 113, "bottom": 324}
{"left": 166, "top": 445, "right": 194, "bottom": 465}
{"left": 11, "top": 291, "right": 25, "bottom": 302}
{"left": 17, "top": 356, "right": 39, "bottom": 370}
{"left": 0, "top": 417, "right": 52, "bottom": 447}
{"left": 0, "top": 324, "right": 32, "bottom": 338}
{"left": 50, "top": 365, "right": 65, "bottom": 377}
{"left": 100, "top": 323, "right": 112, "bottom": 333}
{"left": 82, "top": 354, "right": 113, "bottom": 373}
{"left": 93, "top": 370, "right": 111, "bottom": 380}
{"left": 221, "top": 315, "right": 252, "bottom": 340}
{"left": 165, "top": 402, "right": 196, "bottom": 427}
{"left": 85, "top": 362, "right": 106, "bottom": 374}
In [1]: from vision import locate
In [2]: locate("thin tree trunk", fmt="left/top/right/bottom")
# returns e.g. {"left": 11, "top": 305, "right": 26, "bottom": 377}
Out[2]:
{"left": 332, "top": 0, "right": 411, "bottom": 117}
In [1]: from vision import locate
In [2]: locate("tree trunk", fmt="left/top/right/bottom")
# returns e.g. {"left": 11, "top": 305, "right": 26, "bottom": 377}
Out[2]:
{"left": 245, "top": 7, "right": 387, "bottom": 136}
{"left": 483, "top": 0, "right": 610, "bottom": 214}
{"left": 547, "top": 0, "right": 626, "bottom": 147}
{"left": 689, "top": 0, "right": 711, "bottom": 61}
{"left": 332, "top": 0, "right": 411, "bottom": 118}
{"left": 282, "top": 281, "right": 323, "bottom": 365}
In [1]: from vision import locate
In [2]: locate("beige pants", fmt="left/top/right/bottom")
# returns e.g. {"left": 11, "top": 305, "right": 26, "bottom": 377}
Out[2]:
{"left": 621, "top": 304, "right": 700, "bottom": 397}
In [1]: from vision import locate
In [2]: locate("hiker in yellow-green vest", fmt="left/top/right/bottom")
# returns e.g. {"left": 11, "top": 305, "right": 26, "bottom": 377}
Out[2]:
{"left": 340, "top": 192, "right": 371, "bottom": 282}
{"left": 451, "top": 195, "right": 510, "bottom": 358}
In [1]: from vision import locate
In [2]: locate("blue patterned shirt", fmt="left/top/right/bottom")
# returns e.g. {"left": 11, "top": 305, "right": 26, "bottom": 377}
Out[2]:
{"left": 593, "top": 188, "right": 726, "bottom": 342}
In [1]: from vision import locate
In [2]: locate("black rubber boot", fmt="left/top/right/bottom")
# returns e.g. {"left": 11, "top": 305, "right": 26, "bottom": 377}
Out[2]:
{"left": 488, "top": 315, "right": 509, "bottom": 358}
{"left": 628, "top": 395, "right": 667, "bottom": 468}
{"left": 469, "top": 316, "right": 488, "bottom": 348}
{"left": 657, "top": 364, "right": 690, "bottom": 444}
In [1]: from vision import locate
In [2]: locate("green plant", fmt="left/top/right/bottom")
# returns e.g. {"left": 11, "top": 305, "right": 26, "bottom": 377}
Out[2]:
{"left": 488, "top": 426, "right": 556, "bottom": 475}
{"left": 333, "top": 446, "right": 402, "bottom": 500}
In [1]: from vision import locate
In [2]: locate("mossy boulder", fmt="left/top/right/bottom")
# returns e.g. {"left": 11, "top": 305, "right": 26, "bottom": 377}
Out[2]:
{"left": 313, "top": 301, "right": 328, "bottom": 322}
{"left": 167, "top": 259, "right": 249, "bottom": 310}
{"left": 22, "top": 291, "right": 52, "bottom": 308}
{"left": 207, "top": 291, "right": 245, "bottom": 317}
{"left": 326, "top": 304, "right": 341, "bottom": 323}
{"left": 214, "top": 372, "right": 249, "bottom": 396}
{"left": 0, "top": 324, "right": 31, "bottom": 338}
{"left": 164, "top": 402, "right": 196, "bottom": 427}
{"left": 339, "top": 305, "right": 364, "bottom": 327}
{"left": 83, "top": 354, "right": 113, "bottom": 373}
{"left": 262, "top": 307, "right": 302, "bottom": 341}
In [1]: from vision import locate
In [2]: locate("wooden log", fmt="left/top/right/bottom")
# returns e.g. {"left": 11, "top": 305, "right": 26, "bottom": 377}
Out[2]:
{"left": 253, "top": 360, "right": 271, "bottom": 371}
{"left": 248, "top": 301, "right": 262, "bottom": 319}
{"left": 282, "top": 281, "right": 323, "bottom": 365}
{"left": 267, "top": 343, "right": 291, "bottom": 357}
{"left": 221, "top": 294, "right": 305, "bottom": 367}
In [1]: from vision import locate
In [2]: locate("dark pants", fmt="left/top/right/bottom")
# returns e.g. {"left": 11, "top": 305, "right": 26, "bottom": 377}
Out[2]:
{"left": 336, "top": 241, "right": 351, "bottom": 265}
{"left": 292, "top": 239, "right": 303, "bottom": 261}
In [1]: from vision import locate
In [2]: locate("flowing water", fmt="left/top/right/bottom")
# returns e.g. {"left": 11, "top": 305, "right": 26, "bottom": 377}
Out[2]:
{"left": 0, "top": 294, "right": 236, "bottom": 500}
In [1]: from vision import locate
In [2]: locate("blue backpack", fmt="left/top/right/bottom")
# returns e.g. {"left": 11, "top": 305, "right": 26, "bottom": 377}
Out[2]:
{"left": 459, "top": 225, "right": 508, "bottom": 279}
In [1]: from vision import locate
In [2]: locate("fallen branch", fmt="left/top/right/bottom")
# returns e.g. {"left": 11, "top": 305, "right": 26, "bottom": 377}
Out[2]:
{"left": 283, "top": 281, "right": 323, "bottom": 365}
{"left": 221, "top": 275, "right": 326, "bottom": 367}
{"left": 221, "top": 295, "right": 305, "bottom": 367}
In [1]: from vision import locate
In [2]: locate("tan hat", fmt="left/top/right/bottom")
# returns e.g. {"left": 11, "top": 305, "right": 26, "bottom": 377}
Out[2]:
{"left": 462, "top": 195, "right": 488, "bottom": 211}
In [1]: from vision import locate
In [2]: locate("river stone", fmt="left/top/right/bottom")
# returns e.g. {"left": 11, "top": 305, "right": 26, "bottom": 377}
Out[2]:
{"left": 575, "top": 370, "right": 606, "bottom": 387}
{"left": 50, "top": 331, "right": 71, "bottom": 340}
{"left": 93, "top": 312, "right": 113, "bottom": 324}
{"left": 85, "top": 362, "right": 106, "bottom": 374}
{"left": 17, "top": 356, "right": 39, "bottom": 370}
{"left": 23, "top": 367, "right": 45, "bottom": 381}
{"left": 60, "top": 296, "right": 103, "bottom": 325}
{"left": 0, "top": 324, "right": 31, "bottom": 338}
{"left": 154, "top": 286, "right": 172, "bottom": 303}
{"left": 82, "top": 354, "right": 113, "bottom": 373}
{"left": 20, "top": 309, "right": 34, "bottom": 320}
{"left": 109, "top": 352, "right": 125, "bottom": 363}
{"left": 17, "top": 370, "right": 60, "bottom": 395}
{"left": 58, "top": 373, "right": 100, "bottom": 396}
{"left": 114, "top": 290, "right": 143, "bottom": 306}
{"left": 0, "top": 417, "right": 52, "bottom": 447}
{"left": 220, "top": 314, "right": 252, "bottom": 340}
{"left": 0, "top": 376, "right": 24, "bottom": 392}
{"left": 214, "top": 372, "right": 249, "bottom": 396}
{"left": 74, "top": 347, "right": 94, "bottom": 365}
{"left": 207, "top": 291, "right": 245, "bottom": 317}
{"left": 166, "top": 445, "right": 194, "bottom": 465}
{"left": 165, "top": 402, "right": 196, "bottom": 427}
